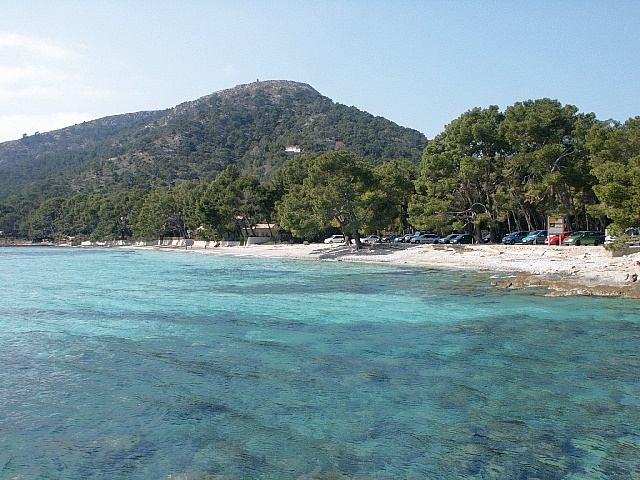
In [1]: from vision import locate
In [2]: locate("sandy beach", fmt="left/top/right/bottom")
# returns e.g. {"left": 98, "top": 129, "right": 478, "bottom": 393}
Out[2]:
{"left": 141, "top": 242, "right": 640, "bottom": 298}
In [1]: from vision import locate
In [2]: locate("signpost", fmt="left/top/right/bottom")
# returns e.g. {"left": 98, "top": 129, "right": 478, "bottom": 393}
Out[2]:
{"left": 547, "top": 216, "right": 565, "bottom": 246}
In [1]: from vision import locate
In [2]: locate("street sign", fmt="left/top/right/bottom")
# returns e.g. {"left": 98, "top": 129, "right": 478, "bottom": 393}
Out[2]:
{"left": 548, "top": 217, "right": 565, "bottom": 234}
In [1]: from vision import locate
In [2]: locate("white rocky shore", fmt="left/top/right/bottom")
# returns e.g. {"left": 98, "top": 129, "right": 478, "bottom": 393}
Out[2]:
{"left": 134, "top": 242, "right": 640, "bottom": 298}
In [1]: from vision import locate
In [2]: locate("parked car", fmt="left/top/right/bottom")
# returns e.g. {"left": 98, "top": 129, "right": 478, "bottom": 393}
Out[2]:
{"left": 394, "top": 233, "right": 412, "bottom": 243}
{"left": 501, "top": 231, "right": 530, "bottom": 245}
{"left": 362, "top": 235, "right": 381, "bottom": 244}
{"left": 324, "top": 235, "right": 345, "bottom": 244}
{"left": 381, "top": 234, "right": 402, "bottom": 243}
{"left": 449, "top": 234, "right": 473, "bottom": 244}
{"left": 564, "top": 231, "right": 606, "bottom": 246}
{"left": 395, "top": 231, "right": 427, "bottom": 243}
{"left": 521, "top": 230, "right": 547, "bottom": 245}
{"left": 411, "top": 233, "right": 440, "bottom": 244}
{"left": 545, "top": 231, "right": 572, "bottom": 246}
{"left": 482, "top": 232, "right": 506, "bottom": 243}
{"left": 438, "top": 233, "right": 461, "bottom": 244}
{"left": 604, "top": 227, "right": 640, "bottom": 246}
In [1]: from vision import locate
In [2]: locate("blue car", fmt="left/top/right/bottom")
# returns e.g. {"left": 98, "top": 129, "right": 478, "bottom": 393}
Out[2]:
{"left": 521, "top": 230, "right": 547, "bottom": 245}
{"left": 501, "top": 231, "right": 529, "bottom": 245}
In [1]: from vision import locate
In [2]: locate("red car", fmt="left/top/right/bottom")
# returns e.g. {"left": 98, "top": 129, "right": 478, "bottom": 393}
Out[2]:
{"left": 544, "top": 231, "right": 572, "bottom": 245}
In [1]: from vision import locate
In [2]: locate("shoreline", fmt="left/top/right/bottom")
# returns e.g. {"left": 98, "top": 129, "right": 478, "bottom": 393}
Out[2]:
{"left": 6, "top": 240, "right": 639, "bottom": 297}
{"left": 130, "top": 242, "right": 640, "bottom": 298}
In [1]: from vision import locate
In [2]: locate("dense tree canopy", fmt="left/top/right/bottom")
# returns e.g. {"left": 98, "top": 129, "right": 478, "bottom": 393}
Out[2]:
{"left": 197, "top": 165, "right": 267, "bottom": 240}
{"left": 588, "top": 117, "right": 640, "bottom": 231}
{"left": 409, "top": 99, "right": 607, "bottom": 239}
{"left": 276, "top": 151, "right": 389, "bottom": 246}
{"left": 409, "top": 106, "right": 507, "bottom": 240}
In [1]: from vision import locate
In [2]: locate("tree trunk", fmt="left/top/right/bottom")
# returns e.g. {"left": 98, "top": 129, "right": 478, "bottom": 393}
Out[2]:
{"left": 352, "top": 231, "right": 362, "bottom": 249}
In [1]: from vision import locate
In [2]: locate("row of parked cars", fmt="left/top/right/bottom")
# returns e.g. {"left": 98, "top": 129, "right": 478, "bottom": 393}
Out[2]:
{"left": 325, "top": 229, "right": 611, "bottom": 247}
{"left": 324, "top": 232, "right": 473, "bottom": 245}
{"left": 497, "top": 230, "right": 606, "bottom": 246}
{"left": 371, "top": 232, "right": 474, "bottom": 244}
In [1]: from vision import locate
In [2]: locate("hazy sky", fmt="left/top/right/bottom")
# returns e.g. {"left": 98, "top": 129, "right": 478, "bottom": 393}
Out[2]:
{"left": 1, "top": 1, "right": 638, "bottom": 143}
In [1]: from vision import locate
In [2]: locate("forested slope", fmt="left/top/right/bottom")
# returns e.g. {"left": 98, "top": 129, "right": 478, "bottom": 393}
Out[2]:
{"left": 0, "top": 80, "right": 427, "bottom": 202}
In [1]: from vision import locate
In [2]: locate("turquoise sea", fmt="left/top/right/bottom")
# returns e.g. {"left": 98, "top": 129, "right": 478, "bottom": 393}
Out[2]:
{"left": 0, "top": 247, "right": 639, "bottom": 479}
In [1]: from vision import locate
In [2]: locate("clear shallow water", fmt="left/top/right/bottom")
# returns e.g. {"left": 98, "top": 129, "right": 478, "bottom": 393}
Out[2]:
{"left": 1, "top": 247, "right": 639, "bottom": 479}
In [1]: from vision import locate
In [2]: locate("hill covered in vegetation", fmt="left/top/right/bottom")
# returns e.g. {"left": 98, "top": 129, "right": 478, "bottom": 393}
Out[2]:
{"left": 0, "top": 80, "right": 427, "bottom": 203}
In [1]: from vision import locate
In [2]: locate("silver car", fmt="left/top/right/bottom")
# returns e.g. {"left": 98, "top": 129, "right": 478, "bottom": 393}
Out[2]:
{"left": 411, "top": 233, "right": 440, "bottom": 244}
{"left": 324, "top": 235, "right": 345, "bottom": 244}
{"left": 362, "top": 235, "right": 381, "bottom": 244}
